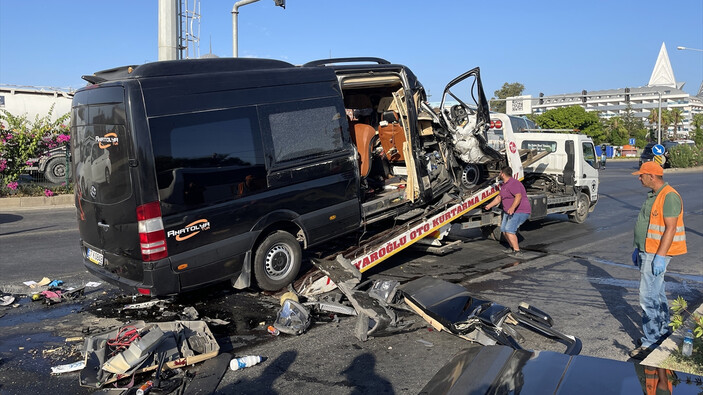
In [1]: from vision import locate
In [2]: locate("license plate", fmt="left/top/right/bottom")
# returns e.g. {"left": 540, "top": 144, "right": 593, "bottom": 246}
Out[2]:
{"left": 87, "top": 248, "right": 104, "bottom": 266}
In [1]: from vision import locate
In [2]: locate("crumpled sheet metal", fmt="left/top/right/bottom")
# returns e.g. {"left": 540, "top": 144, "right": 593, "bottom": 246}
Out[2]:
{"left": 311, "top": 255, "right": 396, "bottom": 341}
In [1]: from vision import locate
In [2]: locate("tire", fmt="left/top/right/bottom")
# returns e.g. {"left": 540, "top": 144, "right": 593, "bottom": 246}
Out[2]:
{"left": 461, "top": 164, "right": 481, "bottom": 190}
{"left": 44, "top": 157, "right": 69, "bottom": 184}
{"left": 253, "top": 230, "right": 302, "bottom": 291}
{"left": 568, "top": 193, "right": 590, "bottom": 224}
{"left": 481, "top": 224, "right": 502, "bottom": 241}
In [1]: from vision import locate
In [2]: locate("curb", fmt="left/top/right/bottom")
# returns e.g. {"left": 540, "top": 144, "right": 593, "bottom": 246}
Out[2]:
{"left": 642, "top": 301, "right": 703, "bottom": 368}
{"left": 0, "top": 194, "right": 74, "bottom": 209}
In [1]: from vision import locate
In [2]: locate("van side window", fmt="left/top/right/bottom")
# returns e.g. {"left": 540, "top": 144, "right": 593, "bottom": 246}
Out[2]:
{"left": 264, "top": 102, "right": 344, "bottom": 163}
{"left": 521, "top": 140, "right": 557, "bottom": 153}
{"left": 149, "top": 107, "right": 266, "bottom": 210}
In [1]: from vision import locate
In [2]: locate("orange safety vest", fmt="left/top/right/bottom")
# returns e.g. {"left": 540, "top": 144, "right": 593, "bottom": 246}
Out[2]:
{"left": 645, "top": 185, "right": 687, "bottom": 256}
{"left": 644, "top": 367, "right": 673, "bottom": 395}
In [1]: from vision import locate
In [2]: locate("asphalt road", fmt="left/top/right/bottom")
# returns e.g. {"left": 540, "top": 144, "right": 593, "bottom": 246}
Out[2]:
{"left": 0, "top": 159, "right": 701, "bottom": 394}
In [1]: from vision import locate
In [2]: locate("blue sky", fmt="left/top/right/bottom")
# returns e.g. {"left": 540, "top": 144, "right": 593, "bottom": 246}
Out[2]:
{"left": 1, "top": 1, "right": 701, "bottom": 100}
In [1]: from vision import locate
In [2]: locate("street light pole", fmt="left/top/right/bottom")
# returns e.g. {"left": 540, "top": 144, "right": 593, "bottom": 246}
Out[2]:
{"left": 232, "top": 0, "right": 260, "bottom": 58}
{"left": 657, "top": 91, "right": 662, "bottom": 144}
{"left": 232, "top": 0, "right": 285, "bottom": 58}
{"left": 677, "top": 46, "right": 703, "bottom": 52}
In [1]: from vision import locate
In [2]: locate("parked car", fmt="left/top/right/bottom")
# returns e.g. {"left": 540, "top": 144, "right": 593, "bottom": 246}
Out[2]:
{"left": 639, "top": 140, "right": 691, "bottom": 168}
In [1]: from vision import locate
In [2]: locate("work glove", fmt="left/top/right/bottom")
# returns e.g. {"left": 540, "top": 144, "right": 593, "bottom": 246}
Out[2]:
{"left": 631, "top": 248, "right": 639, "bottom": 266}
{"left": 652, "top": 255, "right": 667, "bottom": 276}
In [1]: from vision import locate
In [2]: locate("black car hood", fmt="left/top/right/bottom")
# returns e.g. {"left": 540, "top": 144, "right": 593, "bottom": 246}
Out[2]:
{"left": 421, "top": 345, "right": 703, "bottom": 394}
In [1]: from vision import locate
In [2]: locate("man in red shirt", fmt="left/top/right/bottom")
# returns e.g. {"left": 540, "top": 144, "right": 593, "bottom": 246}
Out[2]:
{"left": 484, "top": 166, "right": 532, "bottom": 257}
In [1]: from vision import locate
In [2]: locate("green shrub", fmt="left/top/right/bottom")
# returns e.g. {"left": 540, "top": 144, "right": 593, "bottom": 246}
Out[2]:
{"left": 0, "top": 182, "right": 73, "bottom": 198}
{"left": 667, "top": 144, "right": 703, "bottom": 168}
{"left": 0, "top": 107, "right": 70, "bottom": 186}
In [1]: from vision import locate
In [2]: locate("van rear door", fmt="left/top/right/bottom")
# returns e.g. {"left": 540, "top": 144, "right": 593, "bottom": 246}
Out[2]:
{"left": 72, "top": 86, "right": 141, "bottom": 281}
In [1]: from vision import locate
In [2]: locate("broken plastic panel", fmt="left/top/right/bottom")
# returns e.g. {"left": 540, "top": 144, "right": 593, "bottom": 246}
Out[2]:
{"left": 273, "top": 299, "right": 311, "bottom": 335}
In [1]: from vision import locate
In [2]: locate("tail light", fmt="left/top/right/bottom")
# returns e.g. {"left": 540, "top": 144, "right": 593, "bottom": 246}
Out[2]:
{"left": 136, "top": 201, "right": 168, "bottom": 261}
{"left": 490, "top": 120, "right": 503, "bottom": 129}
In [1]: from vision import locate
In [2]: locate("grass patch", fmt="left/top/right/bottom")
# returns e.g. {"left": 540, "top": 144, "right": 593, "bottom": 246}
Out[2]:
{"left": 659, "top": 337, "right": 703, "bottom": 376}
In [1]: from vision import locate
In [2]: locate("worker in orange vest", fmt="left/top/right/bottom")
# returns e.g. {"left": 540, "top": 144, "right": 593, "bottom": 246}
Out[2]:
{"left": 629, "top": 162, "right": 687, "bottom": 360}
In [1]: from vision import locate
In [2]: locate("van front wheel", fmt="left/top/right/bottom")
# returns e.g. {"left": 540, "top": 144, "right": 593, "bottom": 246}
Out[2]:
{"left": 253, "top": 231, "right": 302, "bottom": 291}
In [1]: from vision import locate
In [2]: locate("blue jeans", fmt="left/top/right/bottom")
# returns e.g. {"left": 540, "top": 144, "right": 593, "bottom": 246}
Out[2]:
{"left": 637, "top": 251, "right": 671, "bottom": 348}
{"left": 501, "top": 212, "right": 529, "bottom": 234}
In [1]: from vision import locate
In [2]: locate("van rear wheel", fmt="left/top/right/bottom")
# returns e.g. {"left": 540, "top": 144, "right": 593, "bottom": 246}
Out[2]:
{"left": 253, "top": 231, "right": 302, "bottom": 291}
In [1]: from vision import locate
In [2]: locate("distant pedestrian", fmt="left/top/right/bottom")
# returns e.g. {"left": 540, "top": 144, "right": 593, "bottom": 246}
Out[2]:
{"left": 484, "top": 166, "right": 531, "bottom": 258}
{"left": 629, "top": 162, "right": 687, "bottom": 360}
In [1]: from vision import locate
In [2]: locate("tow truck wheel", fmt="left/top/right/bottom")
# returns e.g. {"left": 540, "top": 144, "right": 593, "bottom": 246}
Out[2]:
{"left": 568, "top": 193, "right": 590, "bottom": 224}
{"left": 481, "top": 225, "right": 502, "bottom": 241}
{"left": 253, "top": 230, "right": 302, "bottom": 291}
{"left": 44, "top": 157, "right": 68, "bottom": 184}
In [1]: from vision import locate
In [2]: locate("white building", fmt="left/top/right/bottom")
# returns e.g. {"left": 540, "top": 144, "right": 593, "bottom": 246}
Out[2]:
{"left": 507, "top": 43, "right": 703, "bottom": 138}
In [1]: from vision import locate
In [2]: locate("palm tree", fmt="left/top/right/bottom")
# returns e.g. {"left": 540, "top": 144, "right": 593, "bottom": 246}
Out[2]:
{"left": 670, "top": 108, "right": 684, "bottom": 139}
{"left": 647, "top": 109, "right": 660, "bottom": 141}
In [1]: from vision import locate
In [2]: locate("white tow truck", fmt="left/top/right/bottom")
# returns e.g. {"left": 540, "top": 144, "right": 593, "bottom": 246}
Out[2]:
{"left": 458, "top": 113, "right": 599, "bottom": 239}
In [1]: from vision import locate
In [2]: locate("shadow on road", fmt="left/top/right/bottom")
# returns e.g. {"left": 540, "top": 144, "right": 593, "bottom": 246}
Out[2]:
{"left": 573, "top": 257, "right": 641, "bottom": 352}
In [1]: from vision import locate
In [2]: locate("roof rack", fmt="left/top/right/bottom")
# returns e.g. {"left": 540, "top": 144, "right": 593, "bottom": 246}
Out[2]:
{"left": 81, "top": 58, "right": 294, "bottom": 84}
{"left": 303, "top": 57, "right": 391, "bottom": 67}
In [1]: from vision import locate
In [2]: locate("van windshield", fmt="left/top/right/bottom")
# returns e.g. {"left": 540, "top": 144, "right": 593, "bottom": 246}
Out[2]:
{"left": 71, "top": 87, "right": 131, "bottom": 204}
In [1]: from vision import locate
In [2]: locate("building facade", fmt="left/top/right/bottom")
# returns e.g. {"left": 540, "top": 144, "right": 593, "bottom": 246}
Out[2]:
{"left": 506, "top": 43, "right": 703, "bottom": 139}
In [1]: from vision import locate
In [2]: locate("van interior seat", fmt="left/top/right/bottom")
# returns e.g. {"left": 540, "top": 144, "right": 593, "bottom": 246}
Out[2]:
{"left": 378, "top": 111, "right": 405, "bottom": 162}
{"left": 349, "top": 122, "right": 377, "bottom": 177}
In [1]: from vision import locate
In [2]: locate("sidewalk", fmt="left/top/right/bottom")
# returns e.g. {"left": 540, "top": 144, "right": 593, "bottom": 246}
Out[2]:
{"left": 0, "top": 193, "right": 73, "bottom": 208}
{"left": 642, "top": 301, "right": 703, "bottom": 368}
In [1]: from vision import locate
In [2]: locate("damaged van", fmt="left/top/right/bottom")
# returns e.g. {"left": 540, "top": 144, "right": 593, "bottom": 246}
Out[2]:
{"left": 72, "top": 57, "right": 506, "bottom": 296}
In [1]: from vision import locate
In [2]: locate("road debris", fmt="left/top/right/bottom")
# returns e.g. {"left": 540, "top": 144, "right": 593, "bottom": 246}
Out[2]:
{"left": 0, "top": 294, "right": 15, "bottom": 306}
{"left": 23, "top": 277, "right": 51, "bottom": 288}
{"left": 273, "top": 299, "right": 311, "bottom": 335}
{"left": 122, "top": 300, "right": 165, "bottom": 310}
{"left": 79, "top": 320, "right": 220, "bottom": 388}
{"left": 229, "top": 355, "right": 263, "bottom": 371}
{"left": 401, "top": 276, "right": 582, "bottom": 355}
{"left": 416, "top": 339, "right": 434, "bottom": 347}
{"left": 309, "top": 255, "right": 400, "bottom": 341}
{"left": 181, "top": 306, "right": 199, "bottom": 320}
{"left": 51, "top": 360, "right": 86, "bottom": 375}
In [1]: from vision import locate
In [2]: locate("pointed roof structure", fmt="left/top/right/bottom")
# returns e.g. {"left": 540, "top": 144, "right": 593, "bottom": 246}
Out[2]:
{"left": 648, "top": 42, "right": 679, "bottom": 89}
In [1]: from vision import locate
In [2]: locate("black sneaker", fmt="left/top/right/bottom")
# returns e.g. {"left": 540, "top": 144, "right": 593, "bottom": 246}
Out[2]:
{"left": 503, "top": 248, "right": 514, "bottom": 254}
{"left": 512, "top": 251, "right": 525, "bottom": 258}
{"left": 629, "top": 346, "right": 653, "bottom": 360}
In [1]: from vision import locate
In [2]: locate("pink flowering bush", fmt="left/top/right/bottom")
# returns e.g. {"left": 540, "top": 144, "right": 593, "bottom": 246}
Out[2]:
{"left": 7, "top": 181, "right": 18, "bottom": 190}
{"left": 0, "top": 106, "right": 70, "bottom": 185}
{"left": 44, "top": 189, "right": 55, "bottom": 197}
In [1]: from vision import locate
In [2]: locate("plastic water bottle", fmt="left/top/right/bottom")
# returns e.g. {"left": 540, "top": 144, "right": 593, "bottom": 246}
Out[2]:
{"left": 230, "top": 355, "right": 262, "bottom": 371}
{"left": 682, "top": 330, "right": 693, "bottom": 357}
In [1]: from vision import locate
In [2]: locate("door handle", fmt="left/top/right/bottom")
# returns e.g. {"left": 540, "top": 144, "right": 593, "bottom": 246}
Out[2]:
{"left": 97, "top": 221, "right": 110, "bottom": 231}
{"left": 583, "top": 174, "right": 587, "bottom": 178}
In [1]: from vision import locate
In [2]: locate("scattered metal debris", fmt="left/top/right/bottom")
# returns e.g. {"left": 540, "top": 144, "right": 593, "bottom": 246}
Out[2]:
{"left": 401, "top": 276, "right": 582, "bottom": 355}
